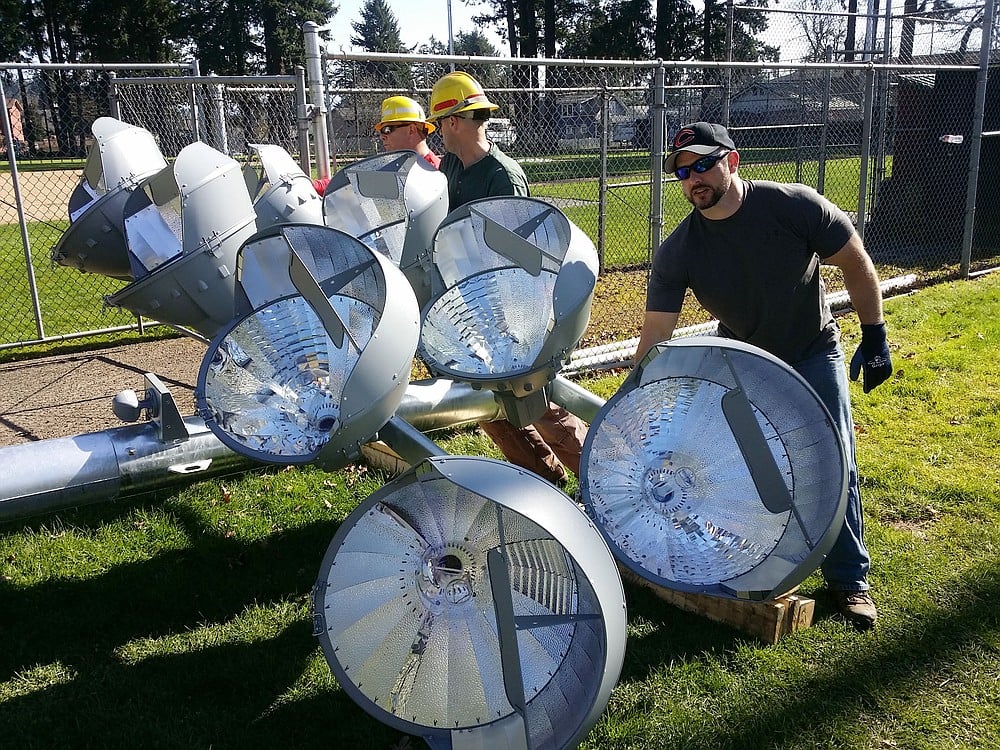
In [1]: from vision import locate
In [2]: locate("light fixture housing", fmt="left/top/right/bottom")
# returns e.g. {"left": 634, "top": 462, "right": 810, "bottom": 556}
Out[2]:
{"left": 195, "top": 223, "right": 420, "bottom": 468}
{"left": 50, "top": 117, "right": 167, "bottom": 279}
{"left": 245, "top": 144, "right": 324, "bottom": 230}
{"left": 313, "top": 455, "right": 627, "bottom": 750}
{"left": 581, "top": 336, "right": 848, "bottom": 601}
{"left": 105, "top": 141, "right": 259, "bottom": 338}
{"left": 418, "top": 197, "right": 599, "bottom": 426}
{"left": 322, "top": 150, "right": 448, "bottom": 307}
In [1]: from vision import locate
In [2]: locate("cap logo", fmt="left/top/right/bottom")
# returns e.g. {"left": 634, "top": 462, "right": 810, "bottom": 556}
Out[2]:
{"left": 674, "top": 128, "right": 697, "bottom": 148}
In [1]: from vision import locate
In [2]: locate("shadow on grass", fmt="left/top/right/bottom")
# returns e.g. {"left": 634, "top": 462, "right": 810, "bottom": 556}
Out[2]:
{"left": 0, "top": 506, "right": 343, "bottom": 683}
{"left": 5, "top": 493, "right": 999, "bottom": 749}
{"left": 0, "top": 620, "right": 407, "bottom": 749}
{"left": 607, "top": 562, "right": 1000, "bottom": 749}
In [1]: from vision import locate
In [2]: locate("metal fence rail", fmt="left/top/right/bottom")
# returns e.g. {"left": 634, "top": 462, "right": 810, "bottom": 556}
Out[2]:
{"left": 2, "top": 2, "right": 998, "bottom": 352}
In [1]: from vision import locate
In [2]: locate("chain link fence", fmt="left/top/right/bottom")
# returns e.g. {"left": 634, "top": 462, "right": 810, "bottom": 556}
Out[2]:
{"left": 321, "top": 42, "right": 999, "bottom": 348}
{"left": 3, "top": 2, "right": 998, "bottom": 353}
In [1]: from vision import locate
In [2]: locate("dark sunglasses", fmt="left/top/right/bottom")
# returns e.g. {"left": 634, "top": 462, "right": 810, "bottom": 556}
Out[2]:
{"left": 673, "top": 151, "right": 729, "bottom": 180}
{"left": 378, "top": 123, "right": 408, "bottom": 136}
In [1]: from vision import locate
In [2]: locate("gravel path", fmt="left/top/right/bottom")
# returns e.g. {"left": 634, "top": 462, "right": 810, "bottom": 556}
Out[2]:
{"left": 0, "top": 336, "right": 204, "bottom": 446}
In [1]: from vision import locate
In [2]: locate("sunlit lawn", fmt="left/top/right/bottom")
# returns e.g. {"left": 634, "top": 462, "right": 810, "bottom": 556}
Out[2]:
{"left": 1, "top": 272, "right": 998, "bottom": 749}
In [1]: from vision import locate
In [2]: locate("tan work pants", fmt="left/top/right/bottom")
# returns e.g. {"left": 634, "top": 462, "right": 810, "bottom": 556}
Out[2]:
{"left": 478, "top": 403, "right": 588, "bottom": 484}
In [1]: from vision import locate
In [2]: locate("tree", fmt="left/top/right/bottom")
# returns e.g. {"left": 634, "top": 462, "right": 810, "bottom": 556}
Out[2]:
{"left": 349, "top": 0, "right": 411, "bottom": 87}
{"left": 78, "top": 0, "right": 178, "bottom": 62}
{"left": 259, "top": 0, "right": 336, "bottom": 74}
{"left": 175, "top": 0, "right": 334, "bottom": 75}
{"left": 471, "top": 0, "right": 589, "bottom": 57}
{"left": 562, "top": 0, "right": 656, "bottom": 59}
{"left": 655, "top": 0, "right": 699, "bottom": 61}
{"left": 791, "top": 0, "right": 848, "bottom": 62}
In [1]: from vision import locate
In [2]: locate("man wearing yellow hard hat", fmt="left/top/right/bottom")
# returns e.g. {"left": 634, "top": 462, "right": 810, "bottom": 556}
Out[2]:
{"left": 426, "top": 70, "right": 588, "bottom": 488}
{"left": 375, "top": 95, "right": 440, "bottom": 168}
{"left": 427, "top": 71, "right": 528, "bottom": 207}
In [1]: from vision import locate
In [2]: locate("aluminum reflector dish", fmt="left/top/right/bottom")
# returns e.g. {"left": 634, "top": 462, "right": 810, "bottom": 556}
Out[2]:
{"left": 418, "top": 197, "right": 599, "bottom": 397}
{"left": 323, "top": 150, "right": 447, "bottom": 307}
{"left": 196, "top": 224, "right": 419, "bottom": 467}
{"left": 313, "top": 455, "right": 627, "bottom": 750}
{"left": 106, "top": 142, "right": 258, "bottom": 338}
{"left": 581, "top": 337, "right": 848, "bottom": 601}
{"left": 245, "top": 144, "right": 324, "bottom": 229}
{"left": 51, "top": 117, "right": 167, "bottom": 279}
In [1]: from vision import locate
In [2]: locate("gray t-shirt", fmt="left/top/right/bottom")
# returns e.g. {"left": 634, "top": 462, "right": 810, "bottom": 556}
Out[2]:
{"left": 647, "top": 180, "right": 856, "bottom": 363}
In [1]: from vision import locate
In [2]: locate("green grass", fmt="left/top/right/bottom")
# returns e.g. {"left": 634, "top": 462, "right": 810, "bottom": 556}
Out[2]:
{"left": 2, "top": 272, "right": 999, "bottom": 748}
{"left": 0, "top": 220, "right": 137, "bottom": 346}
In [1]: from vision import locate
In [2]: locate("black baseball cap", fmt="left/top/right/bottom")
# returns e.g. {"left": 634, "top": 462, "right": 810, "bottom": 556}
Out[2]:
{"left": 664, "top": 122, "right": 736, "bottom": 172}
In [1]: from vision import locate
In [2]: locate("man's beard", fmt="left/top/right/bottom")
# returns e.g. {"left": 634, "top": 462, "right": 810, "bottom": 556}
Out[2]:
{"left": 685, "top": 183, "right": 726, "bottom": 210}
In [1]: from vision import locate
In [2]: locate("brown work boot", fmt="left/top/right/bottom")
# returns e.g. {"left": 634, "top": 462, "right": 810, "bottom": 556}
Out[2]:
{"left": 832, "top": 589, "right": 878, "bottom": 631}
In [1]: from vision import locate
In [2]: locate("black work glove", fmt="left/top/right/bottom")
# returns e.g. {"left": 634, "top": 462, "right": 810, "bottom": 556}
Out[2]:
{"left": 849, "top": 322, "right": 893, "bottom": 393}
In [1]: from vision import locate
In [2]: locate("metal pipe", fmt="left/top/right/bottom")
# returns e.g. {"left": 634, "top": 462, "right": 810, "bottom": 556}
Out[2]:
{"left": 960, "top": 0, "right": 994, "bottom": 278}
{"left": 0, "top": 418, "right": 253, "bottom": 522}
{"left": 0, "top": 378, "right": 502, "bottom": 522}
{"left": 550, "top": 375, "right": 606, "bottom": 424}
{"left": 302, "top": 21, "right": 331, "bottom": 181}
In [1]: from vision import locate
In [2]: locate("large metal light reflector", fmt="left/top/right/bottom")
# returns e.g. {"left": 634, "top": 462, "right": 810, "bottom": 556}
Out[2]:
{"left": 196, "top": 224, "right": 419, "bottom": 468}
{"left": 244, "top": 144, "right": 324, "bottom": 230}
{"left": 418, "top": 197, "right": 598, "bottom": 425}
{"left": 105, "top": 141, "right": 258, "bottom": 337}
{"left": 51, "top": 117, "right": 167, "bottom": 279}
{"left": 314, "top": 455, "right": 627, "bottom": 749}
{"left": 322, "top": 150, "right": 447, "bottom": 306}
{"left": 581, "top": 337, "right": 848, "bottom": 601}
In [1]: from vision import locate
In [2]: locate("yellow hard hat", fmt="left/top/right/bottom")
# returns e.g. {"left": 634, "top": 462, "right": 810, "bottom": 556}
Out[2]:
{"left": 375, "top": 95, "right": 435, "bottom": 134}
{"left": 427, "top": 71, "right": 499, "bottom": 122}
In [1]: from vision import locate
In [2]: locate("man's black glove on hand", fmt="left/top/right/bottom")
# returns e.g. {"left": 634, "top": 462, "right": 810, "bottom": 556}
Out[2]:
{"left": 849, "top": 322, "right": 893, "bottom": 393}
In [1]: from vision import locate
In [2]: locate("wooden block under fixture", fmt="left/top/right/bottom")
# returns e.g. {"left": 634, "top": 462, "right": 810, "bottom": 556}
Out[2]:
{"left": 620, "top": 568, "right": 815, "bottom": 644}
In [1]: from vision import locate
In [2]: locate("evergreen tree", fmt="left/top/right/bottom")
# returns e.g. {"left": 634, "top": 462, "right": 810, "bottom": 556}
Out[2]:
{"left": 562, "top": 0, "right": 656, "bottom": 59}
{"left": 175, "top": 0, "right": 334, "bottom": 75}
{"left": 349, "top": 0, "right": 412, "bottom": 87}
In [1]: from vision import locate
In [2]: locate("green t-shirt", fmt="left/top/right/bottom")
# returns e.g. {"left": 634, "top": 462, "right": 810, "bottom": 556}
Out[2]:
{"left": 439, "top": 143, "right": 529, "bottom": 210}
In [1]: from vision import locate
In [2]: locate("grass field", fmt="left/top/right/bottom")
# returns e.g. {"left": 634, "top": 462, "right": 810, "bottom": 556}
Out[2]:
{"left": 1, "top": 271, "right": 998, "bottom": 749}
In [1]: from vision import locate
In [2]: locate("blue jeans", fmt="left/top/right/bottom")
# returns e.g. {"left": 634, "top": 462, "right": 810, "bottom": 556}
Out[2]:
{"left": 792, "top": 345, "right": 871, "bottom": 592}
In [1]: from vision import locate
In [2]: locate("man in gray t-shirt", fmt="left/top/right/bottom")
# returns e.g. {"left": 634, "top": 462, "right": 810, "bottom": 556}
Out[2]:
{"left": 637, "top": 122, "right": 894, "bottom": 631}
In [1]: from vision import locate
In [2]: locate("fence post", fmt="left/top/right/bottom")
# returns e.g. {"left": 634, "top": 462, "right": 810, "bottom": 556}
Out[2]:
{"left": 856, "top": 65, "right": 875, "bottom": 240}
{"left": 303, "top": 21, "right": 332, "bottom": 181}
{"left": 818, "top": 49, "right": 832, "bottom": 195}
{"left": 209, "top": 74, "right": 229, "bottom": 154}
{"left": 649, "top": 64, "right": 667, "bottom": 263}
{"left": 0, "top": 83, "right": 45, "bottom": 340}
{"left": 960, "top": 0, "right": 995, "bottom": 278}
{"left": 294, "top": 66, "right": 312, "bottom": 175}
{"left": 722, "top": 0, "right": 734, "bottom": 127}
{"left": 108, "top": 71, "right": 122, "bottom": 120}
{"left": 598, "top": 80, "right": 609, "bottom": 268}
{"left": 187, "top": 59, "right": 202, "bottom": 143}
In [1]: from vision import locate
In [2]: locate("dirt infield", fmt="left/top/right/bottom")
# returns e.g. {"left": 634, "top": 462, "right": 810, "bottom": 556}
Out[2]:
{"left": 0, "top": 336, "right": 204, "bottom": 446}
{"left": 1, "top": 168, "right": 82, "bottom": 224}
